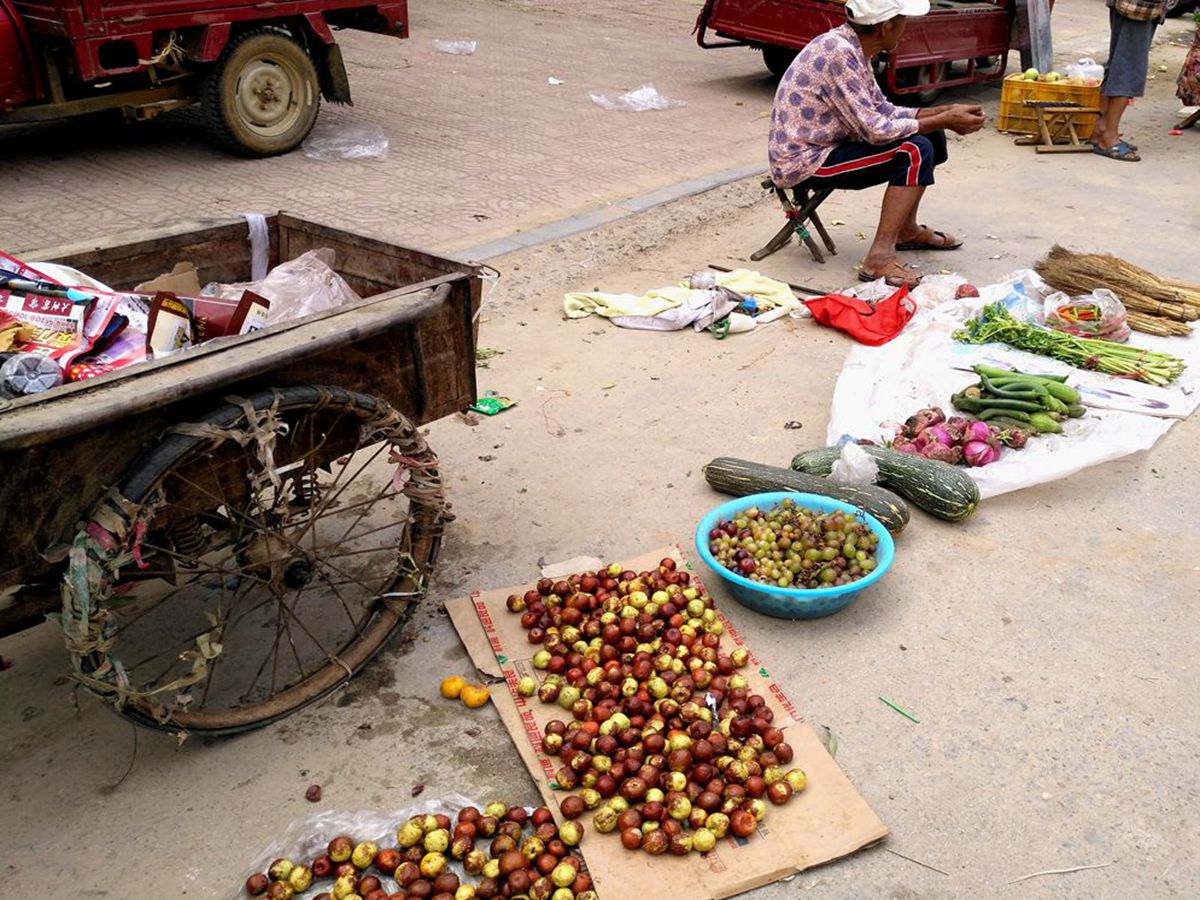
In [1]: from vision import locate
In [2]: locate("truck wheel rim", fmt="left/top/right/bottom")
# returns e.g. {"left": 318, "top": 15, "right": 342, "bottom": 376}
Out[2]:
{"left": 236, "top": 57, "right": 303, "bottom": 135}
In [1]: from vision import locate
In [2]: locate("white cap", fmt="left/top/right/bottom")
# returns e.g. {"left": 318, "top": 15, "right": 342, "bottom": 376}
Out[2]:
{"left": 845, "top": 0, "right": 930, "bottom": 26}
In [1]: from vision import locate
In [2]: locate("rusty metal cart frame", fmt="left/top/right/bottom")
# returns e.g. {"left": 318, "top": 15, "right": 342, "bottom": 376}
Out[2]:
{"left": 0, "top": 214, "right": 483, "bottom": 735}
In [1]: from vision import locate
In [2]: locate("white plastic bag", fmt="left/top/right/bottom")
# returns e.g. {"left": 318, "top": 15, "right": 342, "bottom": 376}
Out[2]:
{"left": 1042, "top": 288, "right": 1130, "bottom": 342}
{"left": 302, "top": 123, "right": 390, "bottom": 161}
{"left": 590, "top": 84, "right": 685, "bottom": 112}
{"left": 239, "top": 792, "right": 481, "bottom": 895}
{"left": 203, "top": 249, "right": 362, "bottom": 325}
{"left": 1065, "top": 57, "right": 1104, "bottom": 85}
{"left": 829, "top": 442, "right": 879, "bottom": 485}
{"left": 433, "top": 39, "right": 476, "bottom": 55}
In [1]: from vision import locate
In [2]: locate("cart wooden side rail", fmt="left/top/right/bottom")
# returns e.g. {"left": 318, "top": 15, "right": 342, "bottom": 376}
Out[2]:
{"left": 0, "top": 214, "right": 484, "bottom": 735}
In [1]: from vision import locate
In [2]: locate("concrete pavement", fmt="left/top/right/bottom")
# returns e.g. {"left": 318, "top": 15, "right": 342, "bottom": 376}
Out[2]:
{"left": 1, "top": 2, "right": 1199, "bottom": 899}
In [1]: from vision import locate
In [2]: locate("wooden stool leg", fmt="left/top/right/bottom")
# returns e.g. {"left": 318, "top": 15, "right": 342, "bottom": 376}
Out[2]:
{"left": 751, "top": 220, "right": 798, "bottom": 261}
{"left": 801, "top": 232, "right": 825, "bottom": 263}
{"left": 806, "top": 189, "right": 837, "bottom": 254}
{"left": 751, "top": 182, "right": 836, "bottom": 263}
{"left": 1179, "top": 108, "right": 1200, "bottom": 130}
{"left": 792, "top": 188, "right": 825, "bottom": 263}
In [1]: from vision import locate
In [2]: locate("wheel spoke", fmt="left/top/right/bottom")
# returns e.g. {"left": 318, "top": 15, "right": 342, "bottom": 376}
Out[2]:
{"left": 281, "top": 608, "right": 308, "bottom": 681}
{"left": 332, "top": 479, "right": 396, "bottom": 548}
{"left": 327, "top": 516, "right": 413, "bottom": 548}
{"left": 94, "top": 396, "right": 438, "bottom": 730}
{"left": 287, "top": 442, "right": 390, "bottom": 551}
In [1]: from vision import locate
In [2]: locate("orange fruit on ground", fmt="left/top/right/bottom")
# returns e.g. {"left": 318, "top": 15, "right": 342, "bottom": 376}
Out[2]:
{"left": 440, "top": 675, "right": 466, "bottom": 699}
{"left": 460, "top": 684, "right": 490, "bottom": 708}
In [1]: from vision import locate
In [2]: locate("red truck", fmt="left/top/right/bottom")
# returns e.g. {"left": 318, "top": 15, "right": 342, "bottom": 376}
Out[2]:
{"left": 696, "top": 0, "right": 1016, "bottom": 103}
{"left": 0, "top": 0, "right": 407, "bottom": 155}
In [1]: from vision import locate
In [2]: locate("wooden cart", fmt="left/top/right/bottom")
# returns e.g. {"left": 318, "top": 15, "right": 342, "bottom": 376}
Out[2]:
{"left": 0, "top": 214, "right": 483, "bottom": 735}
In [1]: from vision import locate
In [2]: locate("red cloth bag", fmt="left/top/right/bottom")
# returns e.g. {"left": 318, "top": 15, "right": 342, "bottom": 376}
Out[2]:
{"left": 803, "top": 286, "right": 917, "bottom": 346}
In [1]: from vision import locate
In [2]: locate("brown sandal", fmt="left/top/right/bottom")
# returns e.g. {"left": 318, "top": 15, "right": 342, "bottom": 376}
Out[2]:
{"left": 858, "top": 260, "right": 922, "bottom": 288}
{"left": 896, "top": 225, "right": 963, "bottom": 252}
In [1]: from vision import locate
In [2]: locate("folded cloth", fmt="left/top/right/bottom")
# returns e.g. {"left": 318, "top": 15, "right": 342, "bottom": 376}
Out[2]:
{"left": 564, "top": 269, "right": 799, "bottom": 321}
{"left": 611, "top": 289, "right": 742, "bottom": 332}
{"left": 563, "top": 286, "right": 690, "bottom": 319}
{"left": 699, "top": 269, "right": 800, "bottom": 311}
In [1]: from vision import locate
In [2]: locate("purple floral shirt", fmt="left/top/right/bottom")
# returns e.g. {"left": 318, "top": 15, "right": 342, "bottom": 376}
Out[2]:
{"left": 769, "top": 24, "right": 920, "bottom": 187}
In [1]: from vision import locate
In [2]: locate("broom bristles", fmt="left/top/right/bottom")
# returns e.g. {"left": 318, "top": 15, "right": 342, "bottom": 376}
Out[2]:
{"left": 1036, "top": 245, "right": 1200, "bottom": 322}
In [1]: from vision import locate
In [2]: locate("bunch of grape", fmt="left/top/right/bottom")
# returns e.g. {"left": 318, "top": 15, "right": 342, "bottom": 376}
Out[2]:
{"left": 708, "top": 499, "right": 878, "bottom": 589}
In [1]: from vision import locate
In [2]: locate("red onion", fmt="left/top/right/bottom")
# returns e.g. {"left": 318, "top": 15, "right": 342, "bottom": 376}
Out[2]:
{"left": 963, "top": 420, "right": 993, "bottom": 444}
{"left": 925, "top": 425, "right": 952, "bottom": 445}
{"left": 1002, "top": 428, "right": 1029, "bottom": 449}
{"left": 921, "top": 443, "right": 962, "bottom": 464}
{"left": 963, "top": 440, "right": 996, "bottom": 467}
{"left": 903, "top": 407, "right": 945, "bottom": 437}
{"left": 891, "top": 439, "right": 920, "bottom": 455}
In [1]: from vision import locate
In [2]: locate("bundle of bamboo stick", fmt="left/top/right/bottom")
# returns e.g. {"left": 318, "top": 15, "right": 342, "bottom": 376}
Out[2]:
{"left": 1035, "top": 246, "right": 1200, "bottom": 336}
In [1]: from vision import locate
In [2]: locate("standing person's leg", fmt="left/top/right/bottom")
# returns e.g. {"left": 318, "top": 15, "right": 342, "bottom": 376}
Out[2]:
{"left": 1094, "top": 9, "right": 1155, "bottom": 159}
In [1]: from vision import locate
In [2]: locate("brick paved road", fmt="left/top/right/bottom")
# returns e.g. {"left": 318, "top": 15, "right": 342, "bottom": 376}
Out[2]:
{"left": 0, "top": 1, "right": 782, "bottom": 254}
{"left": 0, "top": 0, "right": 1143, "bottom": 258}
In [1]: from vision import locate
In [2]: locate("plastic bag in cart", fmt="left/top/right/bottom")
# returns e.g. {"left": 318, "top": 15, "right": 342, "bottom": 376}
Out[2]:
{"left": 203, "top": 249, "right": 362, "bottom": 326}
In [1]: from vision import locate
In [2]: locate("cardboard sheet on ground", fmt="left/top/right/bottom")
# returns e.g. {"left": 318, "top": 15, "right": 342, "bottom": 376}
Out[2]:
{"left": 825, "top": 272, "right": 1200, "bottom": 498}
{"left": 445, "top": 545, "right": 888, "bottom": 900}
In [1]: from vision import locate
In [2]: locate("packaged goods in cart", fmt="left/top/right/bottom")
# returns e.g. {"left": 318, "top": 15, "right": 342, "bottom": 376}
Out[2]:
{"left": 146, "top": 292, "right": 196, "bottom": 358}
{"left": 0, "top": 292, "right": 86, "bottom": 361}
{"left": 1, "top": 352, "right": 64, "bottom": 396}
{"left": 0, "top": 309, "right": 34, "bottom": 352}
{"left": 190, "top": 290, "right": 270, "bottom": 342}
{"left": 66, "top": 331, "right": 148, "bottom": 382}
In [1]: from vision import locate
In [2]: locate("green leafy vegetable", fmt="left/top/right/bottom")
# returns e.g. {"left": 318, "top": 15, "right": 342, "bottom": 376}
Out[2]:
{"left": 954, "top": 304, "right": 1185, "bottom": 386}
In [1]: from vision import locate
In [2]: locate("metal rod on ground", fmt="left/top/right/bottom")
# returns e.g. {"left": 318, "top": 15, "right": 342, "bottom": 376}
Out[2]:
{"left": 706, "top": 263, "right": 828, "bottom": 297}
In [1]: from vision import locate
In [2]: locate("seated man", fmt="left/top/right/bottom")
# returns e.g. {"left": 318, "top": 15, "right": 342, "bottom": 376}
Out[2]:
{"left": 768, "top": 0, "right": 985, "bottom": 287}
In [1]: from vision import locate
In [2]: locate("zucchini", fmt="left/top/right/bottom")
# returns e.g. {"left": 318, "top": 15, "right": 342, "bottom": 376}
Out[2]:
{"left": 1027, "top": 412, "right": 1063, "bottom": 434}
{"left": 703, "top": 457, "right": 909, "bottom": 534}
{"left": 790, "top": 446, "right": 980, "bottom": 522}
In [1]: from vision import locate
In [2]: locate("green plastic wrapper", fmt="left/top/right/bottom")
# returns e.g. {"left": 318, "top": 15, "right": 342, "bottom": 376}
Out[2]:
{"left": 470, "top": 396, "right": 516, "bottom": 416}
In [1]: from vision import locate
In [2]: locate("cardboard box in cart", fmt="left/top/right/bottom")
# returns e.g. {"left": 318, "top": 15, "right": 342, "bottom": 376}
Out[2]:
{"left": 446, "top": 546, "right": 889, "bottom": 900}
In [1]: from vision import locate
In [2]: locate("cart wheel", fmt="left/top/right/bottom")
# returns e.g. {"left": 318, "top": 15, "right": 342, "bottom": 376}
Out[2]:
{"left": 892, "top": 62, "right": 948, "bottom": 106}
{"left": 762, "top": 45, "right": 798, "bottom": 78}
{"left": 203, "top": 27, "right": 320, "bottom": 157}
{"left": 65, "top": 386, "right": 448, "bottom": 735}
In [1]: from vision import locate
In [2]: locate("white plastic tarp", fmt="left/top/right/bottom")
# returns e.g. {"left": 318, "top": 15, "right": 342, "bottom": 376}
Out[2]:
{"left": 825, "top": 272, "right": 1200, "bottom": 498}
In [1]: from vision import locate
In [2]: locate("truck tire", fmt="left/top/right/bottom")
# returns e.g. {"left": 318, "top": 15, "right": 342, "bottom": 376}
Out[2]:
{"left": 203, "top": 28, "right": 320, "bottom": 157}
{"left": 891, "top": 62, "right": 947, "bottom": 106}
{"left": 762, "top": 45, "right": 798, "bottom": 78}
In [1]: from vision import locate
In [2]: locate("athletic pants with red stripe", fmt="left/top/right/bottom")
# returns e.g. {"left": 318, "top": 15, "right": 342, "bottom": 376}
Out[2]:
{"left": 808, "top": 130, "right": 947, "bottom": 190}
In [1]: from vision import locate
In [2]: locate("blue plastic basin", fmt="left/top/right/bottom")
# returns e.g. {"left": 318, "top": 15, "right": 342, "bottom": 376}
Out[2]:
{"left": 694, "top": 491, "right": 895, "bottom": 620}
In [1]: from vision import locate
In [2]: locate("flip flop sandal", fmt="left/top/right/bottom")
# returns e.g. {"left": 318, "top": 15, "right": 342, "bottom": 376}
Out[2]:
{"left": 1092, "top": 139, "right": 1140, "bottom": 161}
{"left": 858, "top": 263, "right": 922, "bottom": 289}
{"left": 895, "top": 227, "right": 963, "bottom": 252}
